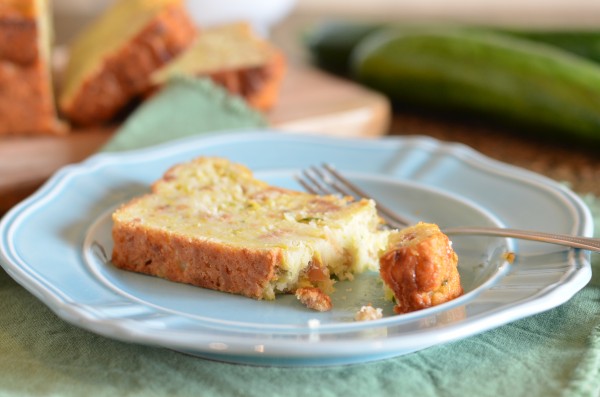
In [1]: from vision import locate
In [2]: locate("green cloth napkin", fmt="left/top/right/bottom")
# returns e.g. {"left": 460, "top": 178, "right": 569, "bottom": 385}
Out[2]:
{"left": 1, "top": 78, "right": 600, "bottom": 397}
{"left": 101, "top": 76, "right": 267, "bottom": 152}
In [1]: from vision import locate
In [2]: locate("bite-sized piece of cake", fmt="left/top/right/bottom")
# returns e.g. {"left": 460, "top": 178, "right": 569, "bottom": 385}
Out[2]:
{"left": 150, "top": 22, "right": 285, "bottom": 111}
{"left": 111, "top": 157, "right": 389, "bottom": 311}
{"left": 379, "top": 222, "right": 462, "bottom": 314}
{"left": 59, "top": 0, "right": 197, "bottom": 126}
{"left": 295, "top": 287, "right": 332, "bottom": 312}
{"left": 0, "top": 0, "right": 66, "bottom": 135}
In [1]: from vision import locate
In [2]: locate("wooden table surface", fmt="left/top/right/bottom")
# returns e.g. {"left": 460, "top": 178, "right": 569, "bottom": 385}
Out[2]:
{"left": 388, "top": 111, "right": 600, "bottom": 197}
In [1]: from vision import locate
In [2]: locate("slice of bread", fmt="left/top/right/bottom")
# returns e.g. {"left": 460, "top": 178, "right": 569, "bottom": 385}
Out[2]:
{"left": 111, "top": 157, "right": 389, "bottom": 310}
{"left": 150, "top": 22, "right": 285, "bottom": 111}
{"left": 59, "top": 0, "right": 197, "bottom": 126}
{"left": 0, "top": 0, "right": 66, "bottom": 135}
{"left": 379, "top": 222, "right": 463, "bottom": 314}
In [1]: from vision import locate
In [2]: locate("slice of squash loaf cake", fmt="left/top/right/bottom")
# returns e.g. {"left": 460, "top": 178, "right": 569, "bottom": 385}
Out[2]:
{"left": 150, "top": 22, "right": 285, "bottom": 111}
{"left": 59, "top": 0, "right": 197, "bottom": 126}
{"left": 111, "top": 157, "right": 389, "bottom": 311}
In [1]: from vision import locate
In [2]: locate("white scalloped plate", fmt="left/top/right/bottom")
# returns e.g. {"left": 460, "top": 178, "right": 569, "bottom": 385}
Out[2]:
{"left": 0, "top": 130, "right": 593, "bottom": 366}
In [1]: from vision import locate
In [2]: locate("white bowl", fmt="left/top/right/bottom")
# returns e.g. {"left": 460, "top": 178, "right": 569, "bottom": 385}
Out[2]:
{"left": 185, "top": 0, "right": 296, "bottom": 36}
{"left": 53, "top": 0, "right": 296, "bottom": 38}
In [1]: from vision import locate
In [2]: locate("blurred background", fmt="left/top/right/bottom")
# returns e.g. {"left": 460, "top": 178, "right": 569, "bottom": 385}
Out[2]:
{"left": 295, "top": 0, "right": 600, "bottom": 26}
{"left": 52, "top": 0, "right": 297, "bottom": 43}
{"left": 10, "top": 0, "right": 600, "bottom": 202}
{"left": 51, "top": 0, "right": 600, "bottom": 69}
{"left": 52, "top": 0, "right": 600, "bottom": 44}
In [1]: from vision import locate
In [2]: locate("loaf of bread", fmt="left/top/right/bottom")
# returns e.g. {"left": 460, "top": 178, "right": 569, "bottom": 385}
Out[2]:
{"left": 150, "top": 22, "right": 285, "bottom": 111}
{"left": 59, "top": 0, "right": 197, "bottom": 126}
{"left": 379, "top": 222, "right": 463, "bottom": 314}
{"left": 0, "top": 0, "right": 65, "bottom": 135}
{"left": 111, "top": 157, "right": 389, "bottom": 311}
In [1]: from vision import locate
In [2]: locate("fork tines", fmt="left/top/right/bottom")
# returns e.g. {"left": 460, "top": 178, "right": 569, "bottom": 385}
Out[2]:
{"left": 296, "top": 164, "right": 355, "bottom": 198}
{"left": 295, "top": 164, "right": 411, "bottom": 229}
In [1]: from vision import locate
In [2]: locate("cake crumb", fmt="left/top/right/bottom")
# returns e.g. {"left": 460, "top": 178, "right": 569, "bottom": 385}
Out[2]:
{"left": 503, "top": 251, "right": 516, "bottom": 264}
{"left": 354, "top": 305, "right": 383, "bottom": 321}
{"left": 296, "top": 287, "right": 332, "bottom": 312}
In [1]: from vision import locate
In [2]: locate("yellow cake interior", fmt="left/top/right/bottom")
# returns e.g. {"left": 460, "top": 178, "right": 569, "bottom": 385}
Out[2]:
{"left": 151, "top": 21, "right": 274, "bottom": 85}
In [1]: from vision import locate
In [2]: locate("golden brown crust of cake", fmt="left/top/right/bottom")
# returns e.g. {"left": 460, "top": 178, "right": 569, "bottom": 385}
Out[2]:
{"left": 112, "top": 216, "right": 281, "bottom": 299}
{"left": 60, "top": 3, "right": 197, "bottom": 126}
{"left": 0, "top": 4, "right": 38, "bottom": 64}
{"left": 0, "top": 0, "right": 36, "bottom": 15}
{"left": 0, "top": 0, "right": 66, "bottom": 135}
{"left": 379, "top": 222, "right": 463, "bottom": 314}
{"left": 209, "top": 49, "right": 286, "bottom": 111}
{"left": 0, "top": 60, "right": 66, "bottom": 135}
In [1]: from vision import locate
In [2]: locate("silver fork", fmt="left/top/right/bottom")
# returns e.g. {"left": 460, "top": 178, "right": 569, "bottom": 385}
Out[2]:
{"left": 296, "top": 164, "right": 600, "bottom": 253}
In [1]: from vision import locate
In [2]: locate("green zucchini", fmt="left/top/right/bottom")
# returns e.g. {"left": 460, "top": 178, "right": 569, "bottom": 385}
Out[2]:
{"left": 305, "top": 20, "right": 600, "bottom": 73}
{"left": 305, "top": 21, "right": 380, "bottom": 75}
{"left": 502, "top": 30, "right": 600, "bottom": 64}
{"left": 352, "top": 28, "right": 600, "bottom": 144}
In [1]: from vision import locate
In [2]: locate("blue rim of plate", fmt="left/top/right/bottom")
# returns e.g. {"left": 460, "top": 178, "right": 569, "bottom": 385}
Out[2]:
{"left": 0, "top": 130, "right": 593, "bottom": 366}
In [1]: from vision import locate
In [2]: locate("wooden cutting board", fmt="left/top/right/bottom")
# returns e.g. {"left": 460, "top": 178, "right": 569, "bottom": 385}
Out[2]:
{"left": 0, "top": 65, "right": 390, "bottom": 214}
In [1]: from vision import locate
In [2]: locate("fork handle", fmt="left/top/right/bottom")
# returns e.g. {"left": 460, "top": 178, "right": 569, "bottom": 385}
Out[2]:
{"left": 442, "top": 226, "right": 600, "bottom": 252}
